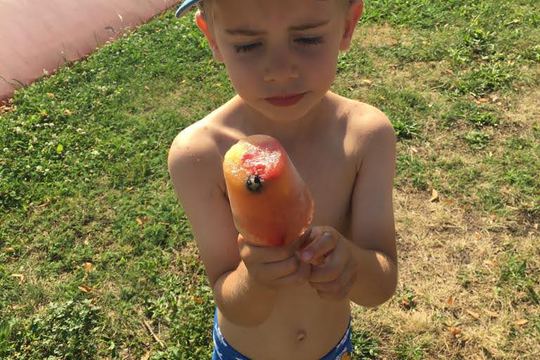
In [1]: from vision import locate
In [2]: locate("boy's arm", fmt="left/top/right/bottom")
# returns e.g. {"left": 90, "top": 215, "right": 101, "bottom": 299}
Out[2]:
{"left": 167, "top": 129, "right": 277, "bottom": 326}
{"left": 347, "top": 110, "right": 398, "bottom": 307}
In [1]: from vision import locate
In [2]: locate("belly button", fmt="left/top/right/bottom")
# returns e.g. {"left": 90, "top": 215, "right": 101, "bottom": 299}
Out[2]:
{"left": 296, "top": 329, "right": 307, "bottom": 342}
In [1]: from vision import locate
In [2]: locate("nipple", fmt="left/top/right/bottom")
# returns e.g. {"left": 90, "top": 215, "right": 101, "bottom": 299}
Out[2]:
{"left": 296, "top": 329, "right": 307, "bottom": 342}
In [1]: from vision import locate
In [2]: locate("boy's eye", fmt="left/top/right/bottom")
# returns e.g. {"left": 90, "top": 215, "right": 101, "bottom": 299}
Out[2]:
{"left": 233, "top": 37, "right": 323, "bottom": 53}
{"left": 295, "top": 36, "right": 324, "bottom": 46}
{"left": 234, "top": 42, "right": 261, "bottom": 53}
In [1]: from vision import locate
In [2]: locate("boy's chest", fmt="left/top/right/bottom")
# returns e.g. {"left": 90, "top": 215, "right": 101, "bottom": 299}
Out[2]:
{"left": 288, "top": 142, "right": 358, "bottom": 235}
{"left": 215, "top": 114, "right": 362, "bottom": 236}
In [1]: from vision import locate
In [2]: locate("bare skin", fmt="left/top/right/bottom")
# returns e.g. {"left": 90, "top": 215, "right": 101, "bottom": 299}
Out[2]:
{"left": 168, "top": 92, "right": 397, "bottom": 359}
{"left": 168, "top": 0, "right": 396, "bottom": 358}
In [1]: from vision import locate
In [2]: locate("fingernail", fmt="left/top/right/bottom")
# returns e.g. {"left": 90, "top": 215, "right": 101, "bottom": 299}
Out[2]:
{"left": 301, "top": 251, "right": 313, "bottom": 262}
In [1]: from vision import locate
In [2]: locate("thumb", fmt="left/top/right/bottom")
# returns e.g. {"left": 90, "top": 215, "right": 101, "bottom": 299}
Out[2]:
{"left": 298, "top": 227, "right": 333, "bottom": 265}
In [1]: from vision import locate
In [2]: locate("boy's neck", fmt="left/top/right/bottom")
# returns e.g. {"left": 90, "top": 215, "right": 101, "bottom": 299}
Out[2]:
{"left": 232, "top": 92, "right": 335, "bottom": 144}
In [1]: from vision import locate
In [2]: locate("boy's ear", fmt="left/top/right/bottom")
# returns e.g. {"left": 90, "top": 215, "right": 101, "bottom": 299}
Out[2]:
{"left": 195, "top": 10, "right": 224, "bottom": 62}
{"left": 339, "top": 0, "right": 364, "bottom": 51}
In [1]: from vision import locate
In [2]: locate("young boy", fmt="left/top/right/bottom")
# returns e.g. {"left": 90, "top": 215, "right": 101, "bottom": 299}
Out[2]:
{"left": 168, "top": 0, "right": 397, "bottom": 358}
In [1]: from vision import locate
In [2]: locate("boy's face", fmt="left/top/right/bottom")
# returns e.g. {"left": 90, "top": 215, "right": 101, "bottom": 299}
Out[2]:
{"left": 197, "top": 0, "right": 362, "bottom": 122}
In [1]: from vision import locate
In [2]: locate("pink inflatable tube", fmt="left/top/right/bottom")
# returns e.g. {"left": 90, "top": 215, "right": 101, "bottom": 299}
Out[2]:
{"left": 0, "top": 0, "right": 178, "bottom": 103}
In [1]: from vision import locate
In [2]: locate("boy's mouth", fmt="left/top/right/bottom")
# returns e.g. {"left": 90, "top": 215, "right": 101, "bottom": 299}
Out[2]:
{"left": 264, "top": 92, "right": 306, "bottom": 107}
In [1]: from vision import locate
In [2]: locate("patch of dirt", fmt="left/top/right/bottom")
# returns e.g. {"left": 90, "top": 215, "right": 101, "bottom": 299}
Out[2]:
{"left": 0, "top": 103, "right": 13, "bottom": 114}
{"left": 354, "top": 23, "right": 409, "bottom": 48}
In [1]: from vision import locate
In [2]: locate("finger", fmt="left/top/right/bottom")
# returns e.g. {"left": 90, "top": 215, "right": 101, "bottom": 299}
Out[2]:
{"left": 312, "top": 266, "right": 357, "bottom": 300}
{"left": 309, "top": 253, "right": 345, "bottom": 283}
{"left": 263, "top": 255, "right": 302, "bottom": 280}
{"left": 311, "top": 263, "right": 356, "bottom": 291}
{"left": 299, "top": 231, "right": 336, "bottom": 264}
{"left": 289, "top": 227, "right": 313, "bottom": 252}
{"left": 238, "top": 235, "right": 292, "bottom": 264}
{"left": 273, "top": 260, "right": 311, "bottom": 287}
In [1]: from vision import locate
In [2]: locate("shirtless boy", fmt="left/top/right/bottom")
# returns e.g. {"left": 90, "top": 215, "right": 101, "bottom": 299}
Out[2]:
{"left": 168, "top": 0, "right": 398, "bottom": 358}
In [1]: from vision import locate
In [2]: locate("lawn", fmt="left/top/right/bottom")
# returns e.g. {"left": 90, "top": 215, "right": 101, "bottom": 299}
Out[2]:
{"left": 1, "top": 0, "right": 539, "bottom": 359}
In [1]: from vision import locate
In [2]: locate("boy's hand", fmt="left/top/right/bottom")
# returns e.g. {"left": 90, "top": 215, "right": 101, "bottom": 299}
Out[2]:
{"left": 238, "top": 233, "right": 311, "bottom": 290}
{"left": 299, "top": 226, "right": 358, "bottom": 301}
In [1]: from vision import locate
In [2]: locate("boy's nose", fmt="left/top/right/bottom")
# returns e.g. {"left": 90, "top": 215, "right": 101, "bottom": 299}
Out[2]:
{"left": 263, "top": 52, "right": 299, "bottom": 83}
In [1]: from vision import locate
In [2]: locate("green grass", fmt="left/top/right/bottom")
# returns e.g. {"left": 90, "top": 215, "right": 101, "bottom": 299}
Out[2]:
{"left": 1, "top": 0, "right": 539, "bottom": 358}
{"left": 499, "top": 254, "right": 540, "bottom": 305}
{"left": 395, "top": 337, "right": 427, "bottom": 360}
{"left": 351, "top": 330, "right": 380, "bottom": 359}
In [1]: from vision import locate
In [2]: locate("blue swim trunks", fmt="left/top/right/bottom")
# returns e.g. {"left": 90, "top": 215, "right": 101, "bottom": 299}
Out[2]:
{"left": 211, "top": 310, "right": 353, "bottom": 360}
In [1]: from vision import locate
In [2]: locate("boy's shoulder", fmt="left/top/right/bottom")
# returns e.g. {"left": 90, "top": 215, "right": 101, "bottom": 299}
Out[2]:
{"left": 330, "top": 93, "right": 395, "bottom": 152}
{"left": 168, "top": 118, "right": 217, "bottom": 168}
{"left": 168, "top": 101, "right": 244, "bottom": 188}
{"left": 170, "top": 101, "right": 244, "bottom": 155}
{"left": 333, "top": 93, "right": 393, "bottom": 136}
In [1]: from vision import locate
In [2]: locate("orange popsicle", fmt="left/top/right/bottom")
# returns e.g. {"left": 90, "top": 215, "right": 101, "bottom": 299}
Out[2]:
{"left": 223, "top": 135, "right": 314, "bottom": 246}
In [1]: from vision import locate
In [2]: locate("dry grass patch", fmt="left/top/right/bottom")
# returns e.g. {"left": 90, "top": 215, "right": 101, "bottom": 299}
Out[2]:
{"left": 502, "top": 86, "right": 540, "bottom": 129}
{"left": 354, "top": 23, "right": 410, "bottom": 48}
{"left": 373, "top": 59, "right": 453, "bottom": 89}
{"left": 352, "top": 189, "right": 539, "bottom": 359}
